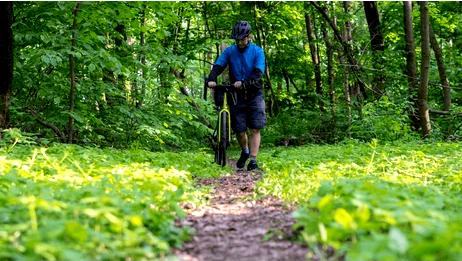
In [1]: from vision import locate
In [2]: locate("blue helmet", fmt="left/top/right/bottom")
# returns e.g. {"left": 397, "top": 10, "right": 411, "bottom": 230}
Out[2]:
{"left": 231, "top": 21, "right": 251, "bottom": 40}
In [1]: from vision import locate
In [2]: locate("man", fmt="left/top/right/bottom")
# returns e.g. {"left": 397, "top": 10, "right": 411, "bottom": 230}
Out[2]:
{"left": 207, "top": 21, "right": 266, "bottom": 171}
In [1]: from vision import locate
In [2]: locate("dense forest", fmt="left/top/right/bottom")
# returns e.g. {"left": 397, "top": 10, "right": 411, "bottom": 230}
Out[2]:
{"left": 1, "top": 1, "right": 462, "bottom": 148}
{"left": 1, "top": 1, "right": 462, "bottom": 260}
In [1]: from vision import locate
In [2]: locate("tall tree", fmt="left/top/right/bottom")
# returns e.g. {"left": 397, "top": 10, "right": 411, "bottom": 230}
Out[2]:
{"left": 418, "top": 2, "right": 431, "bottom": 137}
{"left": 403, "top": 1, "right": 419, "bottom": 130}
{"left": 310, "top": 1, "right": 368, "bottom": 101}
{"left": 363, "top": 2, "right": 385, "bottom": 51}
{"left": 429, "top": 23, "right": 451, "bottom": 111}
{"left": 342, "top": 1, "right": 353, "bottom": 129}
{"left": 67, "top": 2, "right": 80, "bottom": 143}
{"left": 363, "top": 1, "right": 385, "bottom": 98}
{"left": 135, "top": 3, "right": 147, "bottom": 108}
{"left": 321, "top": 12, "right": 335, "bottom": 120}
{"left": 0, "top": 2, "right": 13, "bottom": 130}
{"left": 304, "top": 10, "right": 324, "bottom": 111}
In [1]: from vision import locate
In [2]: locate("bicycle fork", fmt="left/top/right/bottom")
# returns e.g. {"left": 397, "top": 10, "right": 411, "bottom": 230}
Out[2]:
{"left": 218, "top": 92, "right": 231, "bottom": 146}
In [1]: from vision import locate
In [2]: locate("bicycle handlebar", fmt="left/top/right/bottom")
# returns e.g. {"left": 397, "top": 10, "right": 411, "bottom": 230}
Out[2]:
{"left": 207, "top": 79, "right": 260, "bottom": 94}
{"left": 213, "top": 84, "right": 236, "bottom": 92}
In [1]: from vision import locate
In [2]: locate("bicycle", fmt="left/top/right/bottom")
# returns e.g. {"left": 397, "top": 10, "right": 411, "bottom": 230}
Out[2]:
{"left": 211, "top": 84, "right": 236, "bottom": 167}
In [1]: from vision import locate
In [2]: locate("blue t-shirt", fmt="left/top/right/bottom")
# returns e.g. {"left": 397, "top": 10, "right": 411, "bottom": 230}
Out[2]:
{"left": 215, "top": 43, "right": 266, "bottom": 82}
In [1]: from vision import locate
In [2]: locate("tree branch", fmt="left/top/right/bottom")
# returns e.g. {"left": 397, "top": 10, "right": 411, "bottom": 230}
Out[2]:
{"left": 429, "top": 109, "right": 462, "bottom": 116}
{"left": 28, "top": 109, "right": 66, "bottom": 142}
{"left": 309, "top": 1, "right": 369, "bottom": 99}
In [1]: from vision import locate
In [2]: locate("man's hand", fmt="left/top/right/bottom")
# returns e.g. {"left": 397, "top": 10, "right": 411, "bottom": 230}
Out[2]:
{"left": 234, "top": 81, "right": 243, "bottom": 89}
{"left": 208, "top": 81, "right": 217, "bottom": 88}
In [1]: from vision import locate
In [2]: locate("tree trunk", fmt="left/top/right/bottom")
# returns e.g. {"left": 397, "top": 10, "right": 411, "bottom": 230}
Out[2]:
{"left": 310, "top": 1, "right": 368, "bottom": 100}
{"left": 342, "top": 1, "right": 352, "bottom": 129}
{"left": 418, "top": 2, "right": 431, "bottom": 137}
{"left": 363, "top": 1, "right": 385, "bottom": 98}
{"left": 304, "top": 11, "right": 324, "bottom": 111}
{"left": 67, "top": 2, "right": 80, "bottom": 143}
{"left": 289, "top": 74, "right": 300, "bottom": 93}
{"left": 403, "top": 1, "right": 420, "bottom": 130}
{"left": 363, "top": 2, "right": 384, "bottom": 51}
{"left": 0, "top": 2, "right": 13, "bottom": 131}
{"left": 136, "top": 3, "right": 147, "bottom": 108}
{"left": 202, "top": 2, "right": 210, "bottom": 100}
{"left": 106, "top": 13, "right": 128, "bottom": 107}
{"left": 429, "top": 23, "right": 451, "bottom": 111}
{"left": 264, "top": 55, "right": 276, "bottom": 116}
{"left": 321, "top": 13, "right": 335, "bottom": 120}
{"left": 252, "top": 2, "right": 263, "bottom": 46}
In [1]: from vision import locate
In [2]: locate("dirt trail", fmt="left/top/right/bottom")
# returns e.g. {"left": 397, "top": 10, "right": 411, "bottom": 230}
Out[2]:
{"left": 174, "top": 163, "right": 308, "bottom": 261}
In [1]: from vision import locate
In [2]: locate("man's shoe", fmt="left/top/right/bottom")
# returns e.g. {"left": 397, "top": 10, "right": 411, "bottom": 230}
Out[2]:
{"left": 247, "top": 160, "right": 259, "bottom": 171}
{"left": 236, "top": 151, "right": 250, "bottom": 169}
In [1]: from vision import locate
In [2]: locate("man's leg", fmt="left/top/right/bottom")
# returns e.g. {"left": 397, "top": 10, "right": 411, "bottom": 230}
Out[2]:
{"left": 237, "top": 131, "right": 248, "bottom": 150}
{"left": 247, "top": 129, "right": 261, "bottom": 170}
{"left": 249, "top": 129, "right": 260, "bottom": 157}
{"left": 236, "top": 131, "right": 250, "bottom": 169}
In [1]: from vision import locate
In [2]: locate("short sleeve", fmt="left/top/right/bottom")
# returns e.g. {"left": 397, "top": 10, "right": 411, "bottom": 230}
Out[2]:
{"left": 215, "top": 47, "right": 230, "bottom": 67}
{"left": 254, "top": 47, "right": 266, "bottom": 74}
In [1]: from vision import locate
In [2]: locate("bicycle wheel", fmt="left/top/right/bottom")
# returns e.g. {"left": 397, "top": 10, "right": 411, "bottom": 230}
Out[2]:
{"left": 217, "top": 143, "right": 226, "bottom": 167}
{"left": 214, "top": 142, "right": 220, "bottom": 164}
{"left": 219, "top": 111, "right": 229, "bottom": 167}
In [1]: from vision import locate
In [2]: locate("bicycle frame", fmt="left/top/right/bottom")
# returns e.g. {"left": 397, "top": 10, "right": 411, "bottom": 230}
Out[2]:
{"left": 218, "top": 91, "right": 231, "bottom": 144}
{"left": 213, "top": 84, "right": 235, "bottom": 167}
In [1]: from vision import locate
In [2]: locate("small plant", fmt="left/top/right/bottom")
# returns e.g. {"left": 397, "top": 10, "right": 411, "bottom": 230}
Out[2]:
{"left": 0, "top": 128, "right": 37, "bottom": 151}
{"left": 257, "top": 141, "right": 462, "bottom": 260}
{"left": 0, "top": 144, "right": 224, "bottom": 260}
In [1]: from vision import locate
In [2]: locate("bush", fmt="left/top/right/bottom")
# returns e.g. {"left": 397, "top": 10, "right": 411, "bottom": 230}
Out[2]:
{"left": 264, "top": 108, "right": 330, "bottom": 146}
{"left": 349, "top": 96, "right": 417, "bottom": 142}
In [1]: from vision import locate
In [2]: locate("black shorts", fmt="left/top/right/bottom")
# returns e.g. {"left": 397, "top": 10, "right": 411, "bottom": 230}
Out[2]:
{"left": 230, "top": 95, "right": 266, "bottom": 133}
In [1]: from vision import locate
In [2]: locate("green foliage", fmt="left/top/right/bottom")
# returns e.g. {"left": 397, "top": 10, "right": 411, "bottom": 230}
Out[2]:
{"left": 264, "top": 95, "right": 418, "bottom": 146}
{"left": 9, "top": 1, "right": 462, "bottom": 148}
{"left": 0, "top": 129, "right": 37, "bottom": 148}
{"left": 257, "top": 141, "right": 462, "bottom": 260}
{"left": 10, "top": 2, "right": 216, "bottom": 151}
{"left": 264, "top": 108, "right": 334, "bottom": 146}
{"left": 0, "top": 144, "right": 225, "bottom": 260}
{"left": 349, "top": 96, "right": 417, "bottom": 142}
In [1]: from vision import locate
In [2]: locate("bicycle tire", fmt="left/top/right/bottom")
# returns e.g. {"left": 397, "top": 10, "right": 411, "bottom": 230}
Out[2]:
{"left": 218, "top": 143, "right": 226, "bottom": 167}
{"left": 219, "top": 111, "right": 229, "bottom": 167}
{"left": 215, "top": 142, "right": 225, "bottom": 166}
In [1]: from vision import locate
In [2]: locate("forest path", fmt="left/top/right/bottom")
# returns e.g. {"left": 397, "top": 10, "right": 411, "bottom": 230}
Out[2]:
{"left": 174, "top": 161, "right": 309, "bottom": 261}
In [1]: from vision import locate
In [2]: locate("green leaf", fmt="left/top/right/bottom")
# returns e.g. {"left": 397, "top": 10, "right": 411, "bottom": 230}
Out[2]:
{"left": 334, "top": 208, "right": 356, "bottom": 230}
{"left": 64, "top": 221, "right": 88, "bottom": 243}
{"left": 388, "top": 227, "right": 408, "bottom": 254}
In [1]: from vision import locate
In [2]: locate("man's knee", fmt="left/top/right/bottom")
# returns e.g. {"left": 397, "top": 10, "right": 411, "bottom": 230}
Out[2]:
{"left": 238, "top": 131, "right": 247, "bottom": 138}
{"left": 250, "top": 129, "right": 260, "bottom": 136}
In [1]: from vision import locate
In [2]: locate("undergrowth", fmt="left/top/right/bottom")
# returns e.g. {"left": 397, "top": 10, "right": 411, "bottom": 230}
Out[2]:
{"left": 0, "top": 142, "right": 226, "bottom": 260}
{"left": 257, "top": 140, "right": 462, "bottom": 260}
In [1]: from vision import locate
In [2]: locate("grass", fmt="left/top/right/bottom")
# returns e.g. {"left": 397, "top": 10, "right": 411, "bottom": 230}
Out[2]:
{"left": 2, "top": 138, "right": 461, "bottom": 260}
{"left": 257, "top": 140, "right": 462, "bottom": 260}
{"left": 0, "top": 143, "right": 225, "bottom": 260}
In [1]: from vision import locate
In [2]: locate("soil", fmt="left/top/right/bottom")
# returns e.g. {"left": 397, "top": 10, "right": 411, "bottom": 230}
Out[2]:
{"left": 173, "top": 161, "right": 309, "bottom": 261}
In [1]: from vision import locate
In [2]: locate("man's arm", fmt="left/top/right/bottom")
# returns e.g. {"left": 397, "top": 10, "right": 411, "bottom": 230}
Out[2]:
{"left": 207, "top": 64, "right": 226, "bottom": 83}
{"left": 254, "top": 47, "right": 266, "bottom": 78}
{"left": 208, "top": 47, "right": 230, "bottom": 84}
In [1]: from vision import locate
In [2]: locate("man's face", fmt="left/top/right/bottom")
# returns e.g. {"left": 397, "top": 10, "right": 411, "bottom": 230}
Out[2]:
{"left": 237, "top": 36, "right": 249, "bottom": 49}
